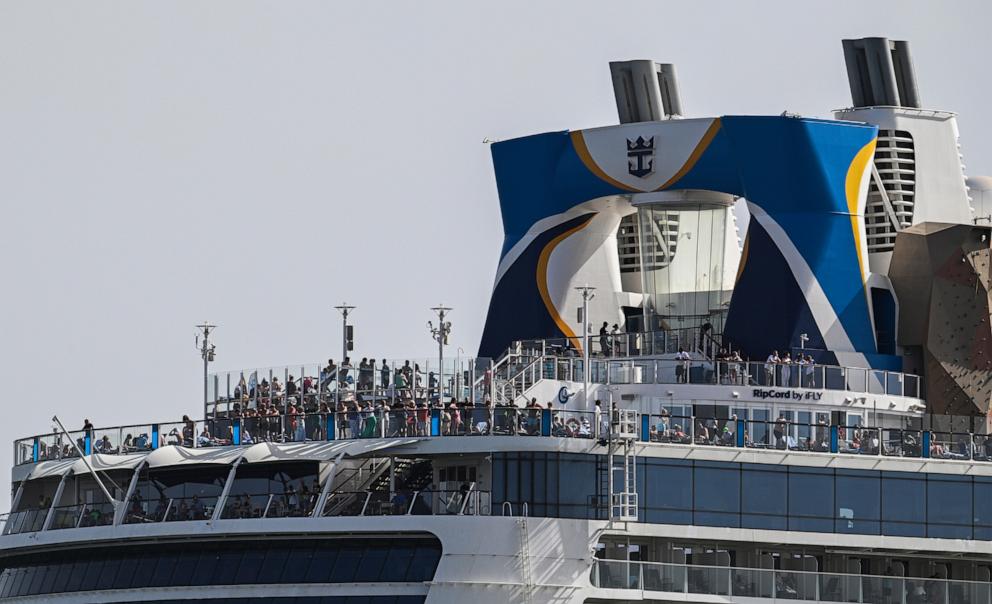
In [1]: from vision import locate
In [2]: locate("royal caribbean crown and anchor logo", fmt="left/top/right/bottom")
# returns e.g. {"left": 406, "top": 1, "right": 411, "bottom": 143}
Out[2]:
{"left": 626, "top": 135, "right": 655, "bottom": 178}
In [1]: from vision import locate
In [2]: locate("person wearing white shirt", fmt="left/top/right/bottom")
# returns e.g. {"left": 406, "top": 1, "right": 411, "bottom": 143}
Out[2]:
{"left": 780, "top": 352, "right": 793, "bottom": 386}
{"left": 675, "top": 347, "right": 691, "bottom": 383}
{"left": 765, "top": 350, "right": 780, "bottom": 386}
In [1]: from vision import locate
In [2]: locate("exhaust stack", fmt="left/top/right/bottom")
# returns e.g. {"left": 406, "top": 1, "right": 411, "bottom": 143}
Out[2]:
{"left": 609, "top": 60, "right": 683, "bottom": 123}
{"left": 842, "top": 37, "right": 921, "bottom": 108}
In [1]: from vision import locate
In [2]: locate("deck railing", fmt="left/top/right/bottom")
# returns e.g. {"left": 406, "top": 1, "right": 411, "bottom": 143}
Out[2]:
{"left": 13, "top": 407, "right": 992, "bottom": 471}
{"left": 592, "top": 559, "right": 991, "bottom": 603}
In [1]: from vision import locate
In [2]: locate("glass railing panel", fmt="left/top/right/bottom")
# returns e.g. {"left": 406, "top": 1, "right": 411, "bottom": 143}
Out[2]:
{"left": 192, "top": 419, "right": 234, "bottom": 448}
{"left": 90, "top": 427, "right": 121, "bottom": 455}
{"left": 775, "top": 569, "right": 818, "bottom": 600}
{"left": 687, "top": 565, "right": 730, "bottom": 595}
{"left": 490, "top": 407, "right": 520, "bottom": 436}
{"left": 641, "top": 561, "right": 686, "bottom": 593}
{"left": 974, "top": 434, "right": 992, "bottom": 462}
{"left": 3, "top": 508, "right": 47, "bottom": 534}
{"left": 118, "top": 425, "right": 154, "bottom": 453}
{"left": 14, "top": 437, "right": 35, "bottom": 465}
{"left": 123, "top": 497, "right": 171, "bottom": 524}
{"left": 824, "top": 365, "right": 846, "bottom": 390}
{"left": 715, "top": 360, "right": 747, "bottom": 385}
{"left": 846, "top": 367, "right": 868, "bottom": 393}
{"left": 882, "top": 428, "right": 923, "bottom": 457}
{"left": 905, "top": 373, "right": 921, "bottom": 398}
{"left": 645, "top": 415, "right": 692, "bottom": 444}
{"left": 868, "top": 370, "right": 887, "bottom": 394}
{"left": 322, "top": 491, "right": 369, "bottom": 517}
{"left": 47, "top": 504, "right": 84, "bottom": 530}
{"left": 886, "top": 372, "right": 904, "bottom": 396}
{"left": 930, "top": 432, "right": 974, "bottom": 460}
{"left": 730, "top": 567, "right": 773, "bottom": 598}
{"left": 693, "top": 417, "right": 737, "bottom": 447}
{"left": 595, "top": 560, "right": 633, "bottom": 589}
{"left": 161, "top": 496, "right": 217, "bottom": 522}
{"left": 839, "top": 426, "right": 880, "bottom": 455}
{"left": 551, "top": 411, "right": 595, "bottom": 438}
{"left": 77, "top": 502, "right": 115, "bottom": 528}
{"left": 157, "top": 421, "right": 192, "bottom": 448}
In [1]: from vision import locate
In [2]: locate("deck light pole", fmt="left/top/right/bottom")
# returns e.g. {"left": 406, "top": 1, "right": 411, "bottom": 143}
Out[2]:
{"left": 333, "top": 304, "right": 355, "bottom": 408}
{"left": 429, "top": 306, "right": 452, "bottom": 402}
{"left": 575, "top": 286, "right": 596, "bottom": 406}
{"left": 195, "top": 322, "right": 216, "bottom": 416}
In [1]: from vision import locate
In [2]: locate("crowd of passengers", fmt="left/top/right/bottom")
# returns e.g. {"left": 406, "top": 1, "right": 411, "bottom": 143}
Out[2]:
{"left": 648, "top": 410, "right": 992, "bottom": 458}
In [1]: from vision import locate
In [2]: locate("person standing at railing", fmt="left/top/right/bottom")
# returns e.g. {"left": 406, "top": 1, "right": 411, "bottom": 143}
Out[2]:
{"left": 380, "top": 360, "right": 390, "bottom": 394}
{"left": 803, "top": 354, "right": 815, "bottom": 387}
{"left": 675, "top": 347, "right": 691, "bottom": 383}
{"left": 780, "top": 352, "right": 793, "bottom": 387}
{"left": 599, "top": 322, "right": 611, "bottom": 357}
{"left": 764, "top": 351, "right": 780, "bottom": 386}
{"left": 610, "top": 324, "right": 623, "bottom": 357}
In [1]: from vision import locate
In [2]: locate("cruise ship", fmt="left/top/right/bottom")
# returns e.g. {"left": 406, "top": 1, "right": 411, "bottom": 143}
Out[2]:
{"left": 4, "top": 37, "right": 992, "bottom": 604}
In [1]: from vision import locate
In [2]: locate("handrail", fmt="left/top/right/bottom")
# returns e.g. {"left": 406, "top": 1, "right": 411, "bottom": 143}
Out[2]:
{"left": 13, "top": 408, "right": 992, "bottom": 468}
{"left": 591, "top": 558, "right": 989, "bottom": 602}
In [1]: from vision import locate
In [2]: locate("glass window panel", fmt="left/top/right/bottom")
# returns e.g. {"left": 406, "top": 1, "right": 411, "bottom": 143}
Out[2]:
{"left": 190, "top": 551, "right": 220, "bottom": 586}
{"left": 0, "top": 569, "right": 10, "bottom": 598}
{"left": 304, "top": 545, "right": 338, "bottom": 583}
{"left": 7, "top": 568, "right": 25, "bottom": 598}
{"left": 788, "top": 468, "right": 833, "bottom": 532}
{"left": 330, "top": 543, "right": 364, "bottom": 582}
{"left": 26, "top": 563, "right": 47, "bottom": 595}
{"left": 407, "top": 545, "right": 441, "bottom": 581}
{"left": 76, "top": 559, "right": 105, "bottom": 592}
{"left": 95, "top": 556, "right": 121, "bottom": 591}
{"left": 835, "top": 470, "right": 880, "bottom": 534}
{"left": 50, "top": 560, "right": 73, "bottom": 593}
{"left": 975, "top": 478, "right": 992, "bottom": 530}
{"left": 881, "top": 472, "right": 925, "bottom": 537}
{"left": 741, "top": 464, "right": 787, "bottom": 530}
{"left": 149, "top": 553, "right": 178, "bottom": 587}
{"left": 37, "top": 563, "right": 58, "bottom": 595}
{"left": 380, "top": 545, "right": 414, "bottom": 582}
{"left": 235, "top": 549, "right": 266, "bottom": 584}
{"left": 130, "top": 553, "right": 159, "bottom": 589}
{"left": 260, "top": 547, "right": 290, "bottom": 583}
{"left": 927, "top": 474, "right": 973, "bottom": 539}
{"left": 213, "top": 549, "right": 245, "bottom": 585}
{"left": 643, "top": 459, "right": 693, "bottom": 525}
{"left": 693, "top": 462, "right": 740, "bottom": 527}
{"left": 282, "top": 544, "right": 314, "bottom": 583}
{"left": 355, "top": 545, "right": 388, "bottom": 582}
{"left": 171, "top": 551, "right": 198, "bottom": 586}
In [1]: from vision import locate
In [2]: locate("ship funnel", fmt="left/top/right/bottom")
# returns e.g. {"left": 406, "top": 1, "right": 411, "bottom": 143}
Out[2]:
{"left": 842, "top": 37, "right": 921, "bottom": 108}
{"left": 609, "top": 60, "right": 683, "bottom": 123}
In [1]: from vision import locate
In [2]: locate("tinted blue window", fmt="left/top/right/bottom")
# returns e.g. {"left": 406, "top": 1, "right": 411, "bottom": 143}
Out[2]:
{"left": 927, "top": 474, "right": 972, "bottom": 539}
{"left": 975, "top": 477, "right": 992, "bottom": 538}
{"left": 693, "top": 462, "right": 740, "bottom": 527}
{"left": 882, "top": 473, "right": 925, "bottom": 537}
{"left": 835, "top": 470, "right": 880, "bottom": 534}
{"left": 788, "top": 468, "right": 834, "bottom": 532}
{"left": 741, "top": 464, "right": 787, "bottom": 530}
{"left": 643, "top": 459, "right": 692, "bottom": 525}
{"left": 0, "top": 538, "right": 441, "bottom": 598}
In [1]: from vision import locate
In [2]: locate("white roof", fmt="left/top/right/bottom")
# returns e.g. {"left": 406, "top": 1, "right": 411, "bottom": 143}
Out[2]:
{"left": 15, "top": 438, "right": 425, "bottom": 483}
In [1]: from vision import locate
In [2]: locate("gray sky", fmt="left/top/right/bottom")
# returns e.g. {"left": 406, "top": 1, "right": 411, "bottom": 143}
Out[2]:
{"left": 0, "top": 1, "right": 988, "bottom": 507}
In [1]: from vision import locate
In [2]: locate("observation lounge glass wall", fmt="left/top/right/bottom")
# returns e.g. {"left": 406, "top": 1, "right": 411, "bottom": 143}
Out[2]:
{"left": 636, "top": 194, "right": 736, "bottom": 337}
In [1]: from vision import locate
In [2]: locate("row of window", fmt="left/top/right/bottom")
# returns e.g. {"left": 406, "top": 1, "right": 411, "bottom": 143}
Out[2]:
{"left": 114, "top": 599, "right": 424, "bottom": 604}
{"left": 0, "top": 538, "right": 441, "bottom": 599}
{"left": 492, "top": 453, "right": 992, "bottom": 539}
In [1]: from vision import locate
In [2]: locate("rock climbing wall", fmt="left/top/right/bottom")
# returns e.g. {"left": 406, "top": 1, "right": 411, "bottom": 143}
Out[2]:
{"left": 889, "top": 223, "right": 992, "bottom": 416}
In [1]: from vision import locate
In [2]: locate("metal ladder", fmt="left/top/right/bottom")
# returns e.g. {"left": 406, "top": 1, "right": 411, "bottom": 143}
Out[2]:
{"left": 608, "top": 408, "right": 638, "bottom": 524}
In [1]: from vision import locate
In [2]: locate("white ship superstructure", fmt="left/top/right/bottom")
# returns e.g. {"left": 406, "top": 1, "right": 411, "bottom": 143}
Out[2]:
{"left": 3, "top": 37, "right": 992, "bottom": 604}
